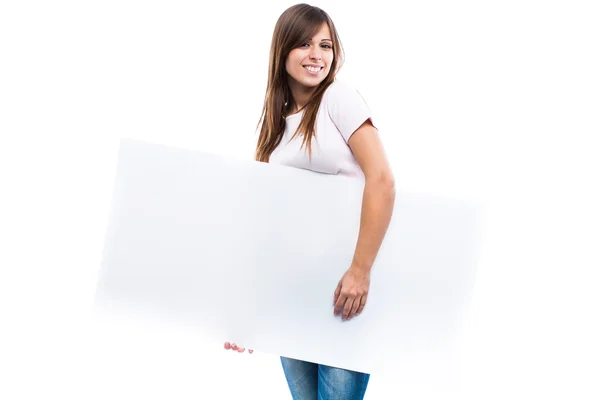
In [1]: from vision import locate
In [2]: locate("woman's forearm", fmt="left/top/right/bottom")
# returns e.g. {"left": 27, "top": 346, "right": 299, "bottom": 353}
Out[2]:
{"left": 350, "top": 176, "right": 396, "bottom": 273}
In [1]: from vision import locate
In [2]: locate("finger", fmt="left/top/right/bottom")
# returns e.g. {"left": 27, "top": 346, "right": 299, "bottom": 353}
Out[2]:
{"left": 357, "top": 294, "right": 367, "bottom": 315}
{"left": 342, "top": 296, "right": 356, "bottom": 320}
{"left": 232, "top": 343, "right": 238, "bottom": 351}
{"left": 224, "top": 342, "right": 231, "bottom": 350}
{"left": 248, "top": 349, "right": 254, "bottom": 354}
{"left": 333, "top": 294, "right": 347, "bottom": 315}
{"left": 238, "top": 347, "right": 245, "bottom": 353}
{"left": 333, "top": 281, "right": 342, "bottom": 305}
{"left": 348, "top": 295, "right": 361, "bottom": 319}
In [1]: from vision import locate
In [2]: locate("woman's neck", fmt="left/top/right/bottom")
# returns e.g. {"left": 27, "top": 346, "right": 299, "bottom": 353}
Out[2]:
{"left": 288, "top": 79, "right": 318, "bottom": 113}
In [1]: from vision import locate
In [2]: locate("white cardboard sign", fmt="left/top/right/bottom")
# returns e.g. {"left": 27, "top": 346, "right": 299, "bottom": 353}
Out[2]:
{"left": 94, "top": 139, "right": 481, "bottom": 379}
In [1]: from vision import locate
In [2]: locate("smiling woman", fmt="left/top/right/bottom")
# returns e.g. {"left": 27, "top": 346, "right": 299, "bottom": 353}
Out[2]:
{"left": 224, "top": 3, "right": 395, "bottom": 400}
{"left": 284, "top": 23, "right": 334, "bottom": 106}
{"left": 253, "top": 2, "right": 346, "bottom": 164}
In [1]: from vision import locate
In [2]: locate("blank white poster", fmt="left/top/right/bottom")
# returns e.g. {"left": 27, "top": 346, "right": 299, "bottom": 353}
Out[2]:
{"left": 94, "top": 138, "right": 482, "bottom": 384}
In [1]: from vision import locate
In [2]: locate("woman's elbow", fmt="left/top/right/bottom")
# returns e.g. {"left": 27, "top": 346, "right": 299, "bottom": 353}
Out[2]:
{"left": 368, "top": 171, "right": 396, "bottom": 193}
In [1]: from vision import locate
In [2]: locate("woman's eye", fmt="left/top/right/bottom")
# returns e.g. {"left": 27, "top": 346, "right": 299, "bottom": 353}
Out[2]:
{"left": 299, "top": 42, "right": 331, "bottom": 49}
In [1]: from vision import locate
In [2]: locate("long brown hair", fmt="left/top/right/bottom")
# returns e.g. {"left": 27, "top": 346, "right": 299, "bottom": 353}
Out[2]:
{"left": 255, "top": 3, "right": 345, "bottom": 162}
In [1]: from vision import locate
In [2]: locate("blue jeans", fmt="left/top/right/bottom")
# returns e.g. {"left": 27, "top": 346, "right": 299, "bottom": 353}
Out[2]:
{"left": 280, "top": 356, "right": 370, "bottom": 400}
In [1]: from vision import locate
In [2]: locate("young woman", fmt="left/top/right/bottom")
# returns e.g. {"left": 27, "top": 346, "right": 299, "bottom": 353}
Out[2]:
{"left": 224, "top": 3, "right": 395, "bottom": 399}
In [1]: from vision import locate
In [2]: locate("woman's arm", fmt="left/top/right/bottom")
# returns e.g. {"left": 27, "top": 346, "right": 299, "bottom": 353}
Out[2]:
{"left": 348, "top": 119, "right": 396, "bottom": 272}
{"left": 333, "top": 119, "right": 396, "bottom": 320}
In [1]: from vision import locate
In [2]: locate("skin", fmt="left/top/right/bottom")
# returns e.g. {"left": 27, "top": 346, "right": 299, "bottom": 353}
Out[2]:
{"left": 333, "top": 120, "right": 395, "bottom": 320}
{"left": 285, "top": 22, "right": 334, "bottom": 113}
{"left": 225, "top": 22, "right": 395, "bottom": 354}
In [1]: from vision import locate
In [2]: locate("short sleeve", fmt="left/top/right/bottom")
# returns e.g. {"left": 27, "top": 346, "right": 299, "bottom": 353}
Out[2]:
{"left": 325, "top": 80, "right": 376, "bottom": 143}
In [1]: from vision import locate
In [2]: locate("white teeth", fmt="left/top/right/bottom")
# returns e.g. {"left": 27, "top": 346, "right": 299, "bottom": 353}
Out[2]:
{"left": 304, "top": 66, "right": 322, "bottom": 73}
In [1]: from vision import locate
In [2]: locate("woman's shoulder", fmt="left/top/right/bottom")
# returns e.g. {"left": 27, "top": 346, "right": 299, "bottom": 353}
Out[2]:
{"left": 322, "top": 79, "right": 369, "bottom": 108}
{"left": 320, "top": 78, "right": 375, "bottom": 141}
{"left": 322, "top": 78, "right": 371, "bottom": 113}
{"left": 323, "top": 79, "right": 360, "bottom": 98}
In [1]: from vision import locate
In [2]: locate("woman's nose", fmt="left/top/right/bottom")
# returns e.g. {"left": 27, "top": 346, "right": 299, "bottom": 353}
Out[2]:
{"left": 309, "top": 48, "right": 322, "bottom": 61}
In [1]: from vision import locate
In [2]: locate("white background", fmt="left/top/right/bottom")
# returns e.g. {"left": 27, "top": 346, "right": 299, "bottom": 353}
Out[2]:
{"left": 1, "top": 0, "right": 598, "bottom": 399}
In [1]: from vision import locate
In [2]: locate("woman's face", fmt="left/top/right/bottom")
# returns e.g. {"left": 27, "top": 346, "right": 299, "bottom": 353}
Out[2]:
{"left": 285, "top": 22, "right": 334, "bottom": 90}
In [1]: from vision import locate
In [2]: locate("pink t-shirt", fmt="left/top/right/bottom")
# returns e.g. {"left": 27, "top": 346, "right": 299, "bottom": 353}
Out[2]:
{"left": 269, "top": 80, "right": 376, "bottom": 180}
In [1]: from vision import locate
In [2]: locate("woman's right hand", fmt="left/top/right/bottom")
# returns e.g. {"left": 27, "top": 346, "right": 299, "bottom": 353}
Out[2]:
{"left": 224, "top": 341, "right": 253, "bottom": 354}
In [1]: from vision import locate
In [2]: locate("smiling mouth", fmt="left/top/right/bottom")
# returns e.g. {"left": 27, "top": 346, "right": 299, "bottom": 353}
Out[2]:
{"left": 303, "top": 65, "right": 324, "bottom": 73}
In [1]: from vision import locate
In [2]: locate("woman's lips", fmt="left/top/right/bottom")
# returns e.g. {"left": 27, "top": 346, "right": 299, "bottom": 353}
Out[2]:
{"left": 303, "top": 65, "right": 324, "bottom": 75}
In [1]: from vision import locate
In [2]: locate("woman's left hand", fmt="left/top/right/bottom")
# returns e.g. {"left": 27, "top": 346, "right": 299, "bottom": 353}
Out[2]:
{"left": 333, "top": 265, "right": 371, "bottom": 320}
